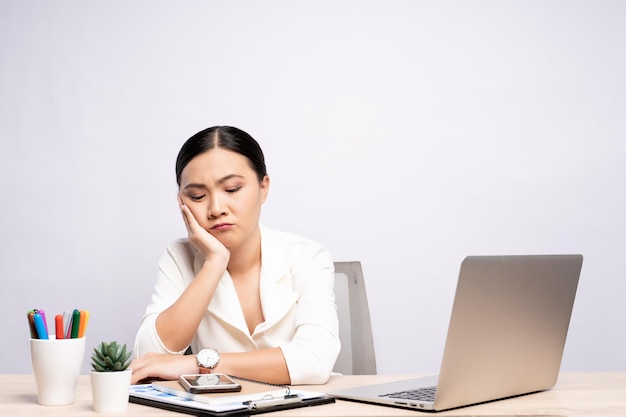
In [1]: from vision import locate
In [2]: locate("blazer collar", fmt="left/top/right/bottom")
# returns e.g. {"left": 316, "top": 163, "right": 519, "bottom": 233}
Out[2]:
{"left": 193, "top": 225, "right": 299, "bottom": 336}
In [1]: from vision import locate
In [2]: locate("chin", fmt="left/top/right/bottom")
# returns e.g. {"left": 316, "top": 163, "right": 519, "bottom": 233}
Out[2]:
{"left": 214, "top": 234, "right": 236, "bottom": 249}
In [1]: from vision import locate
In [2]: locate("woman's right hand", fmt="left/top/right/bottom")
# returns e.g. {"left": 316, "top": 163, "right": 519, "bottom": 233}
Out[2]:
{"left": 178, "top": 196, "right": 230, "bottom": 270}
{"left": 151, "top": 197, "right": 231, "bottom": 353}
{"left": 130, "top": 352, "right": 198, "bottom": 384}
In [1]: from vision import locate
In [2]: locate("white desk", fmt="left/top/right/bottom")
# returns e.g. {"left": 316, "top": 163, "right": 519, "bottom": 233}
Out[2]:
{"left": 1, "top": 372, "right": 624, "bottom": 416}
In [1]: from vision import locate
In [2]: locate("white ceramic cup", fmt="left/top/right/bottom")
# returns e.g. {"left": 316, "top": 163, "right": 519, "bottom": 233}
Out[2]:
{"left": 29, "top": 336, "right": 86, "bottom": 405}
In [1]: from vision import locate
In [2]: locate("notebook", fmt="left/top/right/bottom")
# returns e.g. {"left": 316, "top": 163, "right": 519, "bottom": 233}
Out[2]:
{"left": 129, "top": 376, "right": 334, "bottom": 416}
{"left": 330, "top": 254, "right": 583, "bottom": 412}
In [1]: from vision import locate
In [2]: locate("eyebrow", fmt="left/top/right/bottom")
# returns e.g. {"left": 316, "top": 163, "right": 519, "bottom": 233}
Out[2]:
{"left": 183, "top": 174, "right": 245, "bottom": 190}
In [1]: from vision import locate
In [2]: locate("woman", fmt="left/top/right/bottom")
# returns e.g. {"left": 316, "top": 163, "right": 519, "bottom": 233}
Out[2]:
{"left": 131, "top": 126, "right": 340, "bottom": 385}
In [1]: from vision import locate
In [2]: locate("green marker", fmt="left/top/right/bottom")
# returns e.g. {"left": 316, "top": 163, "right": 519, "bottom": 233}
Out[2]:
{"left": 71, "top": 309, "right": 81, "bottom": 338}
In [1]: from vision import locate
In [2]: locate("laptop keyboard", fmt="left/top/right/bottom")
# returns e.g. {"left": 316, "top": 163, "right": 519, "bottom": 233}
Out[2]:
{"left": 380, "top": 386, "right": 437, "bottom": 402}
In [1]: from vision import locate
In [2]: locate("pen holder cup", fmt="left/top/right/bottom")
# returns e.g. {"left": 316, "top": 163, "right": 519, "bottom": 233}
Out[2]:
{"left": 29, "top": 336, "right": 86, "bottom": 405}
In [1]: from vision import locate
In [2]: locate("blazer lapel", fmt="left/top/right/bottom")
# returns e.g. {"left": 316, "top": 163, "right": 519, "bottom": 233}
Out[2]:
{"left": 256, "top": 225, "right": 299, "bottom": 332}
{"left": 191, "top": 225, "right": 299, "bottom": 336}
{"left": 193, "top": 252, "right": 249, "bottom": 335}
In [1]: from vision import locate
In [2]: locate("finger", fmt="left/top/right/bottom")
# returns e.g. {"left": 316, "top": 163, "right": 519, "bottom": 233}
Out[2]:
{"left": 181, "top": 205, "right": 206, "bottom": 237}
{"left": 180, "top": 205, "right": 191, "bottom": 230}
{"left": 131, "top": 367, "right": 154, "bottom": 384}
{"left": 129, "top": 357, "right": 158, "bottom": 384}
{"left": 181, "top": 205, "right": 200, "bottom": 233}
{"left": 178, "top": 197, "right": 194, "bottom": 231}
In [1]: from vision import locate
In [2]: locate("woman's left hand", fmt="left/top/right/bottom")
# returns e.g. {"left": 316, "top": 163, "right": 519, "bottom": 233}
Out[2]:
{"left": 129, "top": 352, "right": 198, "bottom": 384}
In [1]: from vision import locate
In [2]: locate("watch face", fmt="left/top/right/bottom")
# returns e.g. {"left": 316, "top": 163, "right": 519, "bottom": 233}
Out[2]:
{"left": 198, "top": 348, "right": 219, "bottom": 368}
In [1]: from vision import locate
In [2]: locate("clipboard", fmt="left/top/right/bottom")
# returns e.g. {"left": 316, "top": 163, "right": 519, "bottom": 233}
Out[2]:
{"left": 129, "top": 377, "right": 335, "bottom": 416}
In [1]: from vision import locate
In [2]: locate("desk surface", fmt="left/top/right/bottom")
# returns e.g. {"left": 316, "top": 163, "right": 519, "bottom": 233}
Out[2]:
{"left": 1, "top": 372, "right": 624, "bottom": 416}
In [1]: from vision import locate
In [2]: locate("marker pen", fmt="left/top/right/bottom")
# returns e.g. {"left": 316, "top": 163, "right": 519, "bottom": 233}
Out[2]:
{"left": 63, "top": 310, "right": 73, "bottom": 338}
{"left": 246, "top": 394, "right": 302, "bottom": 410}
{"left": 70, "top": 309, "right": 80, "bottom": 338}
{"left": 27, "top": 310, "right": 37, "bottom": 338}
{"left": 33, "top": 312, "right": 48, "bottom": 339}
{"left": 78, "top": 310, "right": 89, "bottom": 338}
{"left": 55, "top": 314, "right": 64, "bottom": 339}
{"left": 38, "top": 309, "right": 49, "bottom": 335}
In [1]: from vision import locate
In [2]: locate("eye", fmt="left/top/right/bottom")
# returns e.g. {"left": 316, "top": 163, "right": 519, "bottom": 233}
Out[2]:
{"left": 225, "top": 186, "right": 242, "bottom": 193}
{"left": 188, "top": 194, "right": 206, "bottom": 201}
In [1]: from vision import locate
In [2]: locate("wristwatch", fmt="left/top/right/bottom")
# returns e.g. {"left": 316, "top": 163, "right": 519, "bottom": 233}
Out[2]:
{"left": 196, "top": 348, "right": 220, "bottom": 373}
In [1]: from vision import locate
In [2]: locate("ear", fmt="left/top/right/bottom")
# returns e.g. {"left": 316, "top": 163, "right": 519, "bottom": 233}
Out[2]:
{"left": 259, "top": 175, "right": 270, "bottom": 204}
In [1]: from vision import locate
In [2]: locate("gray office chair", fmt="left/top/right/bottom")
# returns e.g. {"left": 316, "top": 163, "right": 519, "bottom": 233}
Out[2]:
{"left": 333, "top": 261, "right": 377, "bottom": 375}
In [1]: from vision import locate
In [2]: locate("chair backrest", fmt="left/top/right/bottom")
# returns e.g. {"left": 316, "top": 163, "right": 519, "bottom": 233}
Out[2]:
{"left": 333, "top": 261, "right": 377, "bottom": 375}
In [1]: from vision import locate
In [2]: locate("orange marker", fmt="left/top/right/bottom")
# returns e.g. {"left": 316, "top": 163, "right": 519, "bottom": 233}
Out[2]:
{"left": 55, "top": 314, "right": 64, "bottom": 339}
{"left": 78, "top": 310, "right": 89, "bottom": 338}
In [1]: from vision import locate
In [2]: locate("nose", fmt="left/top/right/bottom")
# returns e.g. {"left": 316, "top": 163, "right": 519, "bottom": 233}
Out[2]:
{"left": 208, "top": 194, "right": 227, "bottom": 218}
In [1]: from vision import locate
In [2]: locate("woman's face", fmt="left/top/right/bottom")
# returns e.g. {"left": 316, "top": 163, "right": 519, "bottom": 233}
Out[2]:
{"left": 178, "top": 147, "right": 269, "bottom": 249}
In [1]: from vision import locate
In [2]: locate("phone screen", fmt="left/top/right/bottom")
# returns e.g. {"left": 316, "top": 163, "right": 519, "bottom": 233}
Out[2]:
{"left": 179, "top": 374, "right": 242, "bottom": 393}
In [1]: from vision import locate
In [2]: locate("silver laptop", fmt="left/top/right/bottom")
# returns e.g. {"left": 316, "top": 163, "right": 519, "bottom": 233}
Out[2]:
{"left": 330, "top": 254, "right": 583, "bottom": 412}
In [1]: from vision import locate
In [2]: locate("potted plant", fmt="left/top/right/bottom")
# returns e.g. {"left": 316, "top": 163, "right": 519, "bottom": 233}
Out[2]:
{"left": 90, "top": 341, "right": 133, "bottom": 413}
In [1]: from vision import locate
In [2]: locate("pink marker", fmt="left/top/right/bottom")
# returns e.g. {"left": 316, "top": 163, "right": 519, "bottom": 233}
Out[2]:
{"left": 38, "top": 310, "right": 49, "bottom": 335}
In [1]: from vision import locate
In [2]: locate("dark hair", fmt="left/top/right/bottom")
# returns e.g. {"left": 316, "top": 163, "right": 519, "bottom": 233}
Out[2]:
{"left": 175, "top": 126, "right": 267, "bottom": 186}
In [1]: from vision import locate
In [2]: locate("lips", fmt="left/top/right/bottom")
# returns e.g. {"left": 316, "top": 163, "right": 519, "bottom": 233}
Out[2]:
{"left": 211, "top": 223, "right": 233, "bottom": 231}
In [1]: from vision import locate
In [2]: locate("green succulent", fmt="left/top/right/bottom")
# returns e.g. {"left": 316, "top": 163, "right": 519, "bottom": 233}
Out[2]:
{"left": 91, "top": 341, "right": 132, "bottom": 372}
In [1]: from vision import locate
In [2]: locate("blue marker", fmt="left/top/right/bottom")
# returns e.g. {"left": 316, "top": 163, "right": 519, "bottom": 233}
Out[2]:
{"left": 33, "top": 312, "right": 48, "bottom": 339}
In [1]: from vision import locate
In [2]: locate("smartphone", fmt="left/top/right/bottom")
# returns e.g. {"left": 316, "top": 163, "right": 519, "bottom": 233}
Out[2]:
{"left": 178, "top": 373, "right": 242, "bottom": 393}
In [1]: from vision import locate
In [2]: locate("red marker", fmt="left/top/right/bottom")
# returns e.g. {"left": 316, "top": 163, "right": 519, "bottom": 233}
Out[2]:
{"left": 55, "top": 314, "right": 64, "bottom": 339}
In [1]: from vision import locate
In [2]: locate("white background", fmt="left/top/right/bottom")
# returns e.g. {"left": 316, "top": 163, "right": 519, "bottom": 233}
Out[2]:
{"left": 1, "top": 1, "right": 625, "bottom": 375}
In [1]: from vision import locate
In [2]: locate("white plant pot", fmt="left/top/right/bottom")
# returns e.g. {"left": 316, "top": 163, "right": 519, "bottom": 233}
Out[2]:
{"left": 90, "top": 369, "right": 132, "bottom": 413}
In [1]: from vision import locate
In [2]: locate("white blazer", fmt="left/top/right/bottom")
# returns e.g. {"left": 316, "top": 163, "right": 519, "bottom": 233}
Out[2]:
{"left": 134, "top": 225, "right": 340, "bottom": 385}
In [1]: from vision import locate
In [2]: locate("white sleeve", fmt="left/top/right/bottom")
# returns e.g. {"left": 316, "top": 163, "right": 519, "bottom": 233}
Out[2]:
{"left": 133, "top": 241, "right": 195, "bottom": 357}
{"left": 280, "top": 246, "right": 341, "bottom": 385}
